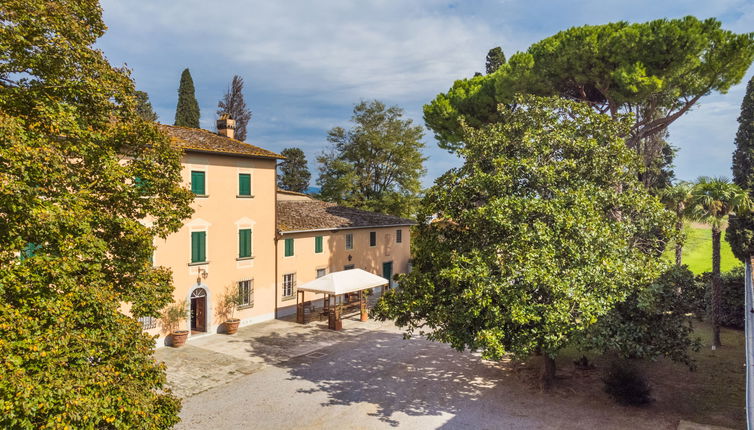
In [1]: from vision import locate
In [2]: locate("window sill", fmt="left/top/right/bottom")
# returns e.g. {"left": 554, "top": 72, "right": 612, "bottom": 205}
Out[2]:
{"left": 188, "top": 261, "right": 209, "bottom": 266}
{"left": 236, "top": 195, "right": 255, "bottom": 198}
{"left": 236, "top": 256, "right": 255, "bottom": 261}
{"left": 238, "top": 304, "right": 254, "bottom": 310}
{"left": 281, "top": 295, "right": 295, "bottom": 302}
{"left": 193, "top": 194, "right": 209, "bottom": 198}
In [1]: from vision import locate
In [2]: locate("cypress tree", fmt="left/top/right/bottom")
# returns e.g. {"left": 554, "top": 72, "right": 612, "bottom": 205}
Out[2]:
{"left": 727, "top": 76, "right": 754, "bottom": 260}
{"left": 485, "top": 46, "right": 505, "bottom": 74}
{"left": 217, "top": 75, "right": 252, "bottom": 141}
{"left": 174, "top": 68, "right": 200, "bottom": 128}
{"left": 278, "top": 148, "right": 311, "bottom": 193}
{"left": 135, "top": 90, "right": 158, "bottom": 122}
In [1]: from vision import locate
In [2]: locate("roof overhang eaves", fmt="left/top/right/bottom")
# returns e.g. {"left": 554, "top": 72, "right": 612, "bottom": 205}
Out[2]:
{"left": 279, "top": 222, "right": 416, "bottom": 235}
{"left": 183, "top": 147, "right": 283, "bottom": 160}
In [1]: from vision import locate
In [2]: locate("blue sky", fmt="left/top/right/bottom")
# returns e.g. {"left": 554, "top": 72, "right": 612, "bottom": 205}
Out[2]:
{"left": 97, "top": 0, "right": 754, "bottom": 188}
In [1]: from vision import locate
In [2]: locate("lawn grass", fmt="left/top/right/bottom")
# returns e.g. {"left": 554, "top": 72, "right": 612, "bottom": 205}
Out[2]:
{"left": 546, "top": 322, "right": 746, "bottom": 428}
{"left": 665, "top": 222, "right": 742, "bottom": 275}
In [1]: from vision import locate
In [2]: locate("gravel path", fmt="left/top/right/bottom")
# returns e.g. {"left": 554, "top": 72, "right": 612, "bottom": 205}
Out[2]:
{"left": 174, "top": 322, "right": 675, "bottom": 429}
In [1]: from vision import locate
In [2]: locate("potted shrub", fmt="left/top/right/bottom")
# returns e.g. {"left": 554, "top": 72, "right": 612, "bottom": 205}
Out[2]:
{"left": 161, "top": 300, "right": 189, "bottom": 347}
{"left": 218, "top": 284, "right": 242, "bottom": 335}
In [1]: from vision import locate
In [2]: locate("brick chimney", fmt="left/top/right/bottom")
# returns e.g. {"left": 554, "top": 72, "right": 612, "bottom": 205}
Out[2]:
{"left": 217, "top": 113, "right": 236, "bottom": 139}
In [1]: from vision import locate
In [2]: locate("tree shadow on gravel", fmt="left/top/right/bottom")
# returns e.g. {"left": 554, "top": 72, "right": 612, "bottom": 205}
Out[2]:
{"left": 236, "top": 327, "right": 520, "bottom": 427}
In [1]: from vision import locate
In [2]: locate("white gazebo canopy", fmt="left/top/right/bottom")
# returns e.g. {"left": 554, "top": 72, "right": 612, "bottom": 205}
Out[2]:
{"left": 297, "top": 269, "right": 388, "bottom": 295}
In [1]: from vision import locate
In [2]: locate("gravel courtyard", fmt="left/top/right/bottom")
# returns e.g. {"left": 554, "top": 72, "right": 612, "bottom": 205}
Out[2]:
{"left": 154, "top": 316, "right": 691, "bottom": 429}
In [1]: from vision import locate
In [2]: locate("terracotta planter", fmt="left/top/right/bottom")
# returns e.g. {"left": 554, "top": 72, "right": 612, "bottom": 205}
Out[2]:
{"left": 171, "top": 330, "right": 189, "bottom": 348}
{"left": 224, "top": 318, "right": 240, "bottom": 335}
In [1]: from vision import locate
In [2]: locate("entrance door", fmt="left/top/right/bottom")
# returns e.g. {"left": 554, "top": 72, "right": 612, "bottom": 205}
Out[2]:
{"left": 190, "top": 288, "right": 207, "bottom": 332}
{"left": 382, "top": 261, "right": 393, "bottom": 289}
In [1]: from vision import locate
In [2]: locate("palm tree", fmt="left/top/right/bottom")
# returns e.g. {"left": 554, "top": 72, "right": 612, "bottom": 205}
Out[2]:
{"left": 690, "top": 177, "right": 752, "bottom": 347}
{"left": 661, "top": 182, "right": 694, "bottom": 266}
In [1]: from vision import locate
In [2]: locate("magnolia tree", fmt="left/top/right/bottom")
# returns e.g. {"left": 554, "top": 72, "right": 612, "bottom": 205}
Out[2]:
{"left": 373, "top": 96, "right": 673, "bottom": 386}
{"left": 0, "top": 1, "right": 193, "bottom": 427}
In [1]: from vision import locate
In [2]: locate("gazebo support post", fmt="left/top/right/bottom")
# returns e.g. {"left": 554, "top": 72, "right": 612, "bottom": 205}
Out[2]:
{"left": 296, "top": 290, "right": 305, "bottom": 324}
{"left": 328, "top": 295, "right": 342, "bottom": 331}
{"left": 360, "top": 289, "right": 368, "bottom": 322}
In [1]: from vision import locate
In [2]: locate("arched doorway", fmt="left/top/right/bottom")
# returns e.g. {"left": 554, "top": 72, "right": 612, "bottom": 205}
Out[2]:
{"left": 190, "top": 287, "right": 207, "bottom": 333}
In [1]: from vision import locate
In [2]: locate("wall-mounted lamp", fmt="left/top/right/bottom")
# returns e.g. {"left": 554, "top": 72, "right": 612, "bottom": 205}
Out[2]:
{"left": 196, "top": 267, "right": 208, "bottom": 284}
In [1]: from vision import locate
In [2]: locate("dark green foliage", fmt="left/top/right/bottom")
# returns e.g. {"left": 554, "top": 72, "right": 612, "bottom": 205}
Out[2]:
{"left": 317, "top": 100, "right": 426, "bottom": 217}
{"left": 425, "top": 18, "right": 754, "bottom": 191}
{"left": 174, "top": 68, "right": 200, "bottom": 128}
{"left": 426, "top": 17, "right": 754, "bottom": 152}
{"left": 485, "top": 46, "right": 505, "bottom": 74}
{"left": 278, "top": 148, "right": 311, "bottom": 193}
{"left": 0, "top": 1, "right": 193, "bottom": 427}
{"left": 701, "top": 267, "right": 745, "bottom": 329}
{"left": 135, "top": 90, "right": 158, "bottom": 122}
{"left": 373, "top": 96, "right": 672, "bottom": 384}
{"left": 602, "top": 361, "right": 653, "bottom": 406}
{"left": 582, "top": 265, "right": 702, "bottom": 368}
{"left": 217, "top": 75, "right": 252, "bottom": 141}
{"left": 728, "top": 76, "right": 754, "bottom": 259}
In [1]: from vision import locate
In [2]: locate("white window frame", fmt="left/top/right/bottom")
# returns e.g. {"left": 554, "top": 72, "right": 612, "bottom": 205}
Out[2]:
{"left": 283, "top": 273, "right": 296, "bottom": 298}
{"left": 345, "top": 233, "right": 353, "bottom": 250}
{"left": 316, "top": 268, "right": 327, "bottom": 278}
{"left": 238, "top": 279, "right": 253, "bottom": 308}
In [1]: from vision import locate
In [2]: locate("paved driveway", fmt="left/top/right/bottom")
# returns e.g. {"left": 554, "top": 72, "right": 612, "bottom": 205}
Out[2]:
{"left": 156, "top": 316, "right": 679, "bottom": 429}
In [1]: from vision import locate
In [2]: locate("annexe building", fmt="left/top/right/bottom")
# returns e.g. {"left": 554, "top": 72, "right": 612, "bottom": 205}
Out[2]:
{"left": 143, "top": 120, "right": 413, "bottom": 345}
{"left": 276, "top": 193, "right": 414, "bottom": 317}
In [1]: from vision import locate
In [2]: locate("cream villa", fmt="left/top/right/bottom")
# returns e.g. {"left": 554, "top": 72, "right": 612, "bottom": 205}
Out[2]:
{"left": 141, "top": 118, "right": 414, "bottom": 345}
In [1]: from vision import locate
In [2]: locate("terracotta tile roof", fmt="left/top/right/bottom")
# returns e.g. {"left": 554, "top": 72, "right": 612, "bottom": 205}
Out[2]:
{"left": 278, "top": 200, "right": 416, "bottom": 232}
{"left": 159, "top": 124, "right": 283, "bottom": 159}
{"left": 277, "top": 188, "right": 310, "bottom": 197}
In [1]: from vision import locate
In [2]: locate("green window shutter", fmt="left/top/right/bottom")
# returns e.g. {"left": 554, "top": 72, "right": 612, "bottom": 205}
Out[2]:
{"left": 284, "top": 238, "right": 294, "bottom": 257}
{"left": 191, "top": 231, "right": 206, "bottom": 263}
{"left": 315, "top": 236, "right": 323, "bottom": 253}
{"left": 239, "top": 229, "right": 252, "bottom": 258}
{"left": 191, "top": 171, "right": 205, "bottom": 195}
{"left": 238, "top": 173, "right": 251, "bottom": 196}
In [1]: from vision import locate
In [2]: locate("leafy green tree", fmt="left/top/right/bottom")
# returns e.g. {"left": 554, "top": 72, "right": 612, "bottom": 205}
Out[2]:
{"left": 135, "top": 90, "right": 158, "bottom": 122}
{"left": 661, "top": 182, "right": 694, "bottom": 265}
{"left": 317, "top": 100, "right": 426, "bottom": 217}
{"left": 278, "top": 148, "right": 311, "bottom": 193}
{"left": 691, "top": 177, "right": 752, "bottom": 347}
{"left": 174, "top": 68, "right": 200, "bottom": 128}
{"left": 424, "top": 17, "right": 754, "bottom": 183}
{"left": 485, "top": 46, "right": 505, "bottom": 74}
{"left": 581, "top": 265, "right": 701, "bottom": 368}
{"left": 0, "top": 1, "right": 194, "bottom": 427}
{"left": 374, "top": 96, "right": 672, "bottom": 386}
{"left": 728, "top": 76, "right": 754, "bottom": 261}
{"left": 217, "top": 75, "right": 252, "bottom": 141}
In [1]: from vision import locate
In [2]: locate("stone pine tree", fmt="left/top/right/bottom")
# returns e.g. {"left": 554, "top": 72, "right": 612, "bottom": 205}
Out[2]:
{"left": 174, "top": 68, "right": 200, "bottom": 128}
{"left": 728, "top": 76, "right": 754, "bottom": 263}
{"left": 0, "top": 0, "right": 194, "bottom": 427}
{"left": 278, "top": 148, "right": 311, "bottom": 193}
{"left": 217, "top": 75, "right": 252, "bottom": 141}
{"left": 425, "top": 18, "right": 754, "bottom": 188}
{"left": 485, "top": 46, "right": 505, "bottom": 74}
{"left": 135, "top": 90, "right": 158, "bottom": 122}
{"left": 317, "top": 100, "right": 426, "bottom": 218}
{"left": 691, "top": 177, "right": 751, "bottom": 347}
{"left": 374, "top": 96, "right": 672, "bottom": 387}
